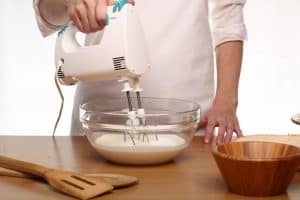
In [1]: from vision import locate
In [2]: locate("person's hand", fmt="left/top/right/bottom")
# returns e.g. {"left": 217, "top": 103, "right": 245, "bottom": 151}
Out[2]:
{"left": 198, "top": 97, "right": 242, "bottom": 145}
{"left": 68, "top": 0, "right": 135, "bottom": 33}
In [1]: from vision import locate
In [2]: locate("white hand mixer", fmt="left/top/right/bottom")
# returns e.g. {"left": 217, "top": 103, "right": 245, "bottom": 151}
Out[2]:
{"left": 54, "top": 0, "right": 151, "bottom": 144}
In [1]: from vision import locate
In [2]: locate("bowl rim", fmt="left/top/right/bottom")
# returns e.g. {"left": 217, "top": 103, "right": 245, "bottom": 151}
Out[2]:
{"left": 80, "top": 97, "right": 201, "bottom": 117}
{"left": 211, "top": 141, "right": 300, "bottom": 161}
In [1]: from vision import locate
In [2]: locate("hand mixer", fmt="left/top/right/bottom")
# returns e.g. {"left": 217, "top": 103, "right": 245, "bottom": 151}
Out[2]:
{"left": 54, "top": 0, "right": 151, "bottom": 144}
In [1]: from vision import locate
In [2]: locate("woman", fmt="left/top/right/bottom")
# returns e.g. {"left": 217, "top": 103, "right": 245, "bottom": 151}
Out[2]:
{"left": 34, "top": 0, "right": 247, "bottom": 144}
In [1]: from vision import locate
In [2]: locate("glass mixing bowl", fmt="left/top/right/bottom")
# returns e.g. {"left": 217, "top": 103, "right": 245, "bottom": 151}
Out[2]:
{"left": 80, "top": 97, "right": 200, "bottom": 165}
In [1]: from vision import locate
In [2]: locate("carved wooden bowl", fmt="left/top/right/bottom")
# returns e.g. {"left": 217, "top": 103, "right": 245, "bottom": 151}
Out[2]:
{"left": 212, "top": 141, "right": 300, "bottom": 196}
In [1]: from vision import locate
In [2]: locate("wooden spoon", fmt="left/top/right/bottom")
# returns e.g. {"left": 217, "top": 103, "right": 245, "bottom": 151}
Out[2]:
{"left": 0, "top": 167, "right": 138, "bottom": 188}
{"left": 0, "top": 155, "right": 113, "bottom": 200}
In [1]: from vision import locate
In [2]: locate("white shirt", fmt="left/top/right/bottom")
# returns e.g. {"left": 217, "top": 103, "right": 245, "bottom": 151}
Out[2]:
{"left": 34, "top": 0, "right": 247, "bottom": 135}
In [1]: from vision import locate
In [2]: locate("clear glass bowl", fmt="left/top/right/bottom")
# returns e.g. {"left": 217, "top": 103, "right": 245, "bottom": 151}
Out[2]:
{"left": 80, "top": 97, "right": 200, "bottom": 165}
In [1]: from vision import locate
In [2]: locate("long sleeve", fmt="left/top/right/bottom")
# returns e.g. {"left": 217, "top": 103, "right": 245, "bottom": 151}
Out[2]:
{"left": 210, "top": 0, "right": 247, "bottom": 47}
{"left": 33, "top": 0, "right": 70, "bottom": 37}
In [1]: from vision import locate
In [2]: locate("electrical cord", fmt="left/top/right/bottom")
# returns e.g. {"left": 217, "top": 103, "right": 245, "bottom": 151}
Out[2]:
{"left": 53, "top": 61, "right": 65, "bottom": 136}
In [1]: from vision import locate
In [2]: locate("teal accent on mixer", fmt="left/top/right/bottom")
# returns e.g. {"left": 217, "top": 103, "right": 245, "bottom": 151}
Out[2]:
{"left": 57, "top": 0, "right": 128, "bottom": 32}
{"left": 57, "top": 25, "right": 68, "bottom": 36}
{"left": 105, "top": 15, "right": 110, "bottom": 25}
{"left": 106, "top": 0, "right": 128, "bottom": 25}
{"left": 112, "top": 0, "right": 128, "bottom": 13}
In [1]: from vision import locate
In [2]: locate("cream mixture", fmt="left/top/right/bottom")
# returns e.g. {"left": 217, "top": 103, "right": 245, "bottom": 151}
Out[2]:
{"left": 92, "top": 134, "right": 187, "bottom": 165}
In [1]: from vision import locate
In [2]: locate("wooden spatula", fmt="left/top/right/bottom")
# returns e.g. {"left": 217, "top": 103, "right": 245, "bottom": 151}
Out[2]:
{"left": 0, "top": 167, "right": 138, "bottom": 188}
{"left": 0, "top": 155, "right": 113, "bottom": 199}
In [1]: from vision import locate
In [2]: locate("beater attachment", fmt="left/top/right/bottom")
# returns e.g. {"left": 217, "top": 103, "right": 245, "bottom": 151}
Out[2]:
{"left": 119, "top": 77, "right": 154, "bottom": 145}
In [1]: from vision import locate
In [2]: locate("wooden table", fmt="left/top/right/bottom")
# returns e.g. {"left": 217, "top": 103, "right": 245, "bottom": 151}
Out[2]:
{"left": 0, "top": 136, "right": 299, "bottom": 200}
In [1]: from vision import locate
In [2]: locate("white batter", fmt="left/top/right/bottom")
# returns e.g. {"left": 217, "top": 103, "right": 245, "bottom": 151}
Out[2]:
{"left": 91, "top": 134, "right": 187, "bottom": 165}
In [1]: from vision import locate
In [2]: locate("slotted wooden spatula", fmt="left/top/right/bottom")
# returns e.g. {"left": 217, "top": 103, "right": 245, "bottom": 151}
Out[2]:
{"left": 0, "top": 155, "right": 113, "bottom": 199}
{"left": 0, "top": 167, "right": 138, "bottom": 188}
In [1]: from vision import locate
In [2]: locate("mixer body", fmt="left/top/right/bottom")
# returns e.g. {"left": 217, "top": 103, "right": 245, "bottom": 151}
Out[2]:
{"left": 55, "top": 3, "right": 150, "bottom": 85}
{"left": 53, "top": 1, "right": 155, "bottom": 144}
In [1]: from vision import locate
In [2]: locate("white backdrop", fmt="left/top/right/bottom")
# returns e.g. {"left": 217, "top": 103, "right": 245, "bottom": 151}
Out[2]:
{"left": 0, "top": 1, "right": 300, "bottom": 135}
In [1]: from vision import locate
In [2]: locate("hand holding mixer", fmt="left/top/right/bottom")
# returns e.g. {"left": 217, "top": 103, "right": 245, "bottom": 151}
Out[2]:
{"left": 54, "top": 0, "right": 151, "bottom": 144}
{"left": 53, "top": 0, "right": 200, "bottom": 165}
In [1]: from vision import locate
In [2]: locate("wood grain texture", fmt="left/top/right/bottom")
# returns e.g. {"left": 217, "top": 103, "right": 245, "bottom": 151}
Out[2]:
{"left": 0, "top": 136, "right": 300, "bottom": 200}
{"left": 235, "top": 135, "right": 300, "bottom": 148}
{"left": 0, "top": 167, "right": 138, "bottom": 188}
{"left": 235, "top": 135, "right": 300, "bottom": 170}
{"left": 212, "top": 142, "right": 300, "bottom": 197}
{"left": 0, "top": 155, "right": 113, "bottom": 199}
{"left": 0, "top": 167, "right": 34, "bottom": 178}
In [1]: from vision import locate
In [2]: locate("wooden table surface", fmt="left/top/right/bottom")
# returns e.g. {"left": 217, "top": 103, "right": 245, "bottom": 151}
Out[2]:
{"left": 0, "top": 136, "right": 299, "bottom": 200}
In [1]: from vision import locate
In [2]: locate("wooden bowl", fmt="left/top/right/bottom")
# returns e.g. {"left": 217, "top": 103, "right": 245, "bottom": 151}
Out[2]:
{"left": 212, "top": 141, "right": 300, "bottom": 196}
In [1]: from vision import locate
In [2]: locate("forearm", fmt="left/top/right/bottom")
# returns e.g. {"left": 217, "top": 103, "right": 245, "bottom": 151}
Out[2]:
{"left": 38, "top": 0, "right": 69, "bottom": 27}
{"left": 214, "top": 41, "right": 243, "bottom": 108}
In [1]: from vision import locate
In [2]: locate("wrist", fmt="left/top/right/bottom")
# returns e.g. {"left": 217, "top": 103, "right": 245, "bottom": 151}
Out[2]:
{"left": 214, "top": 93, "right": 238, "bottom": 110}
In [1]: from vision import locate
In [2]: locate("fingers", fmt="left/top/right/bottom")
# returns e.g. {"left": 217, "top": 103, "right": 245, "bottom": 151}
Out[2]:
{"left": 203, "top": 112, "right": 242, "bottom": 145}
{"left": 234, "top": 118, "right": 243, "bottom": 137}
{"left": 84, "top": 0, "right": 100, "bottom": 32}
{"left": 216, "top": 118, "right": 243, "bottom": 145}
{"left": 235, "top": 128, "right": 243, "bottom": 137}
{"left": 106, "top": 0, "right": 116, "bottom": 5}
{"left": 95, "top": 0, "right": 107, "bottom": 29}
{"left": 69, "top": 4, "right": 84, "bottom": 32}
{"left": 224, "top": 126, "right": 233, "bottom": 144}
{"left": 68, "top": 0, "right": 109, "bottom": 33}
{"left": 197, "top": 115, "right": 207, "bottom": 129}
{"left": 68, "top": 0, "right": 135, "bottom": 33}
{"left": 75, "top": 2, "right": 91, "bottom": 33}
{"left": 204, "top": 119, "right": 215, "bottom": 144}
{"left": 216, "top": 123, "right": 226, "bottom": 145}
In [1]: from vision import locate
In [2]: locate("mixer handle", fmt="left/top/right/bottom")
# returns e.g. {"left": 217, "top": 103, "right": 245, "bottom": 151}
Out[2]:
{"left": 56, "top": 0, "right": 129, "bottom": 50}
{"left": 57, "top": 24, "right": 82, "bottom": 51}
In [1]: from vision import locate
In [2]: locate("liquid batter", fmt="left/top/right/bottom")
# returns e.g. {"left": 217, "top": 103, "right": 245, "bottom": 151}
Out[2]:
{"left": 91, "top": 134, "right": 187, "bottom": 165}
